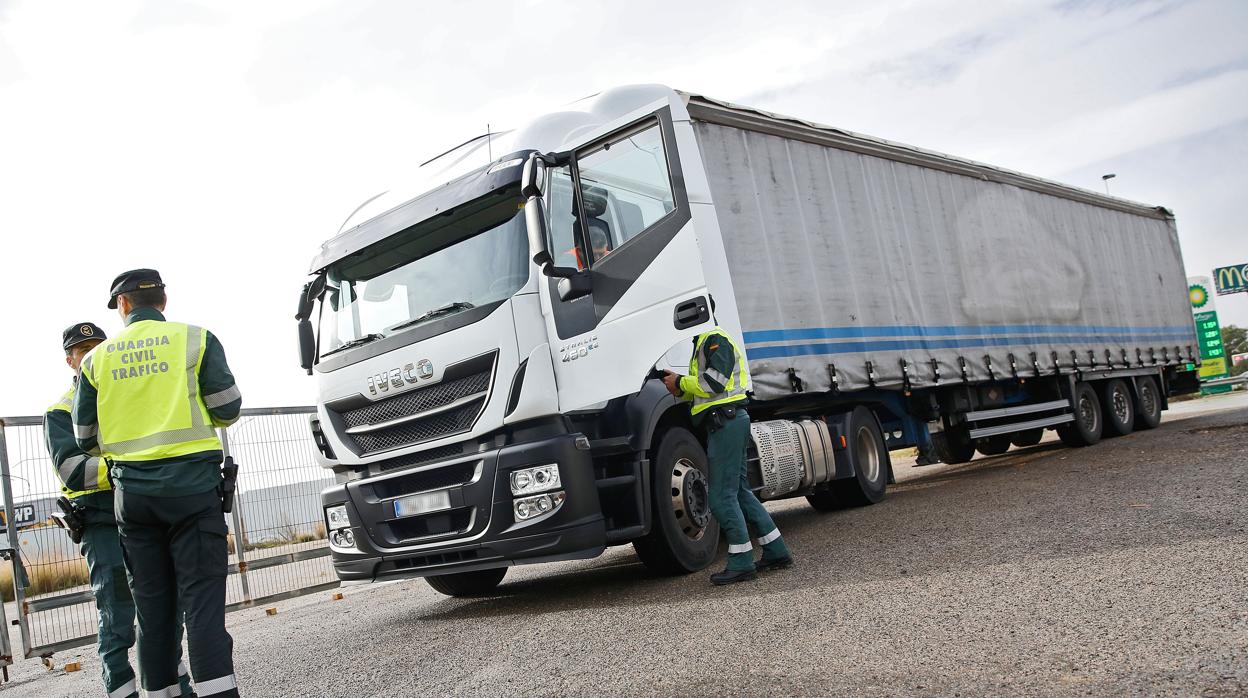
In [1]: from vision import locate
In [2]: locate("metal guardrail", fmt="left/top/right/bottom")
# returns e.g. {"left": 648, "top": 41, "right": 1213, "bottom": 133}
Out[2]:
{"left": 0, "top": 406, "right": 336, "bottom": 670}
{"left": 1201, "top": 375, "right": 1247, "bottom": 388}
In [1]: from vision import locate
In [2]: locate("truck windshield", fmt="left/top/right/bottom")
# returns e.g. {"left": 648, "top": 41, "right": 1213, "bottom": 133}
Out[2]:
{"left": 318, "top": 187, "right": 528, "bottom": 357}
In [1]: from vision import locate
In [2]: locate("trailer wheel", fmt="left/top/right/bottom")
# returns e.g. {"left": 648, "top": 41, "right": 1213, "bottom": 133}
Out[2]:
{"left": 1010, "top": 428, "right": 1044, "bottom": 447}
{"left": 975, "top": 435, "right": 1011, "bottom": 456}
{"left": 633, "top": 428, "right": 719, "bottom": 575}
{"left": 1057, "top": 382, "right": 1102, "bottom": 447}
{"left": 1133, "top": 376, "right": 1162, "bottom": 430}
{"left": 931, "top": 424, "right": 975, "bottom": 464}
{"left": 1099, "top": 379, "right": 1135, "bottom": 437}
{"left": 424, "top": 567, "right": 507, "bottom": 597}
{"left": 807, "top": 407, "right": 889, "bottom": 510}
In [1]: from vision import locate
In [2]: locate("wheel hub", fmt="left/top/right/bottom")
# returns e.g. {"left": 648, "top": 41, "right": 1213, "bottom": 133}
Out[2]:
{"left": 856, "top": 426, "right": 880, "bottom": 482}
{"left": 1112, "top": 388, "right": 1129, "bottom": 422}
{"left": 671, "top": 458, "right": 710, "bottom": 539}
{"left": 1079, "top": 395, "right": 1098, "bottom": 431}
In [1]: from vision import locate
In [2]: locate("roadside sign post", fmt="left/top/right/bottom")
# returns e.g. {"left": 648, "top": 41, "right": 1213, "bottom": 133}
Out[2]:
{"left": 1189, "top": 276, "right": 1232, "bottom": 395}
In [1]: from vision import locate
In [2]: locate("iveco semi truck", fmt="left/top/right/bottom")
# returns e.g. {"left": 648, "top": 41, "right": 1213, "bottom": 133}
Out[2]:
{"left": 297, "top": 85, "right": 1200, "bottom": 596}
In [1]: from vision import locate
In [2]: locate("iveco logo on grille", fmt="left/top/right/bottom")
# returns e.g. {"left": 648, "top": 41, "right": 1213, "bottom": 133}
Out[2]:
{"left": 367, "top": 359, "right": 435, "bottom": 395}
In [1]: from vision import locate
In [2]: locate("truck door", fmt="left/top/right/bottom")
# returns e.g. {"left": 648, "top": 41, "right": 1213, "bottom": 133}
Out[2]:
{"left": 540, "top": 107, "right": 712, "bottom": 410}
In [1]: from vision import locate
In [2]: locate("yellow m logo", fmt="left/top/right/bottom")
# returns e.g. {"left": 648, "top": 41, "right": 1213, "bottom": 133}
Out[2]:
{"left": 1216, "top": 264, "right": 1246, "bottom": 293}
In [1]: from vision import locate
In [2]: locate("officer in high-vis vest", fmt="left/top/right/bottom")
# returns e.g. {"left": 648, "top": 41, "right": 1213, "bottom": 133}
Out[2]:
{"left": 47, "top": 322, "right": 195, "bottom": 698}
{"left": 73, "top": 269, "right": 243, "bottom": 698}
{"left": 663, "top": 325, "right": 794, "bottom": 585}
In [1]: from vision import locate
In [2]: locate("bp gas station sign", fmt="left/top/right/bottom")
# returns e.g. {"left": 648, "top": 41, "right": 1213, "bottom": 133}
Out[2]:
{"left": 1189, "top": 275, "right": 1231, "bottom": 393}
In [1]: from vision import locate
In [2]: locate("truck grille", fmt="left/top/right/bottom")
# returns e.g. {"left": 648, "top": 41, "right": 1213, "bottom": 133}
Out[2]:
{"left": 368, "top": 459, "right": 480, "bottom": 500}
{"left": 331, "top": 351, "right": 497, "bottom": 455}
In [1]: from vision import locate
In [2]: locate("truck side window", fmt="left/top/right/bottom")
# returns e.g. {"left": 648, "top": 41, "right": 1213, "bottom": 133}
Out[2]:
{"left": 575, "top": 122, "right": 676, "bottom": 262}
{"left": 544, "top": 165, "right": 587, "bottom": 270}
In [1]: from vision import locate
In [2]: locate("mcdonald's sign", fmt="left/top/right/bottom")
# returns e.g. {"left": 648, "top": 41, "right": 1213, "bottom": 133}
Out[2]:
{"left": 1214, "top": 263, "right": 1248, "bottom": 295}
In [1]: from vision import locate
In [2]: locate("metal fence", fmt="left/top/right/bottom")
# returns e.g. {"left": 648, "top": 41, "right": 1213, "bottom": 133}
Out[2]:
{"left": 0, "top": 406, "right": 336, "bottom": 670}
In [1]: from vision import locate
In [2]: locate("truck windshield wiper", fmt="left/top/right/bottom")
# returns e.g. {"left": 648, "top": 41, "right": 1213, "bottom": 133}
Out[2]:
{"left": 389, "top": 301, "right": 476, "bottom": 332}
{"left": 320, "top": 333, "right": 384, "bottom": 358}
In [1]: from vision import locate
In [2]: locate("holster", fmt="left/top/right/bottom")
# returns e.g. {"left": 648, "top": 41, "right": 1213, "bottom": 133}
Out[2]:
{"left": 706, "top": 405, "right": 738, "bottom": 433}
{"left": 220, "top": 456, "right": 239, "bottom": 514}
{"left": 52, "top": 496, "right": 86, "bottom": 544}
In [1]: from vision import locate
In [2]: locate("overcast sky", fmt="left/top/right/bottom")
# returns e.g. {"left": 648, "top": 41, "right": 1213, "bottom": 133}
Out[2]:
{"left": 2, "top": 0, "right": 1245, "bottom": 416}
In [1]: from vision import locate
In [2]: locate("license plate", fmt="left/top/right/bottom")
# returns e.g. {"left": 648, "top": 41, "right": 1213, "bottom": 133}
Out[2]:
{"left": 393, "top": 490, "right": 451, "bottom": 517}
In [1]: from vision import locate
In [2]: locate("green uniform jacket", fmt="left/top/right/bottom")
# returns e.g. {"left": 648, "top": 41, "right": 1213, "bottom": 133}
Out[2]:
{"left": 73, "top": 308, "right": 243, "bottom": 497}
{"left": 678, "top": 330, "right": 740, "bottom": 424}
{"left": 44, "top": 384, "right": 113, "bottom": 515}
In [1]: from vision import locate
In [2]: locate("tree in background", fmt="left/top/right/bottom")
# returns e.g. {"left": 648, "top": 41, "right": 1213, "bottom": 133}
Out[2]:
{"left": 1223, "top": 325, "right": 1248, "bottom": 376}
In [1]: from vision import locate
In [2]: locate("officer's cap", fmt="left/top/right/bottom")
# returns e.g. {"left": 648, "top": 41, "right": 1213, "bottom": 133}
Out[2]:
{"left": 62, "top": 322, "right": 107, "bottom": 351}
{"left": 107, "top": 268, "right": 165, "bottom": 309}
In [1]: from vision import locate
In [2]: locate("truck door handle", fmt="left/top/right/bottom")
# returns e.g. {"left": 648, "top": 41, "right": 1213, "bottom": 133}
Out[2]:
{"left": 673, "top": 296, "right": 710, "bottom": 330}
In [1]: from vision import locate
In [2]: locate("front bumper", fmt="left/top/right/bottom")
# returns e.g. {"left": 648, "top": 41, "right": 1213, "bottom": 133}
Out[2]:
{"left": 322, "top": 431, "right": 606, "bottom": 582}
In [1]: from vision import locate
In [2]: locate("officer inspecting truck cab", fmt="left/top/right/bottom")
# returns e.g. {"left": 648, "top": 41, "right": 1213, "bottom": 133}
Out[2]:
{"left": 663, "top": 318, "right": 794, "bottom": 585}
{"left": 72, "top": 269, "right": 244, "bottom": 698}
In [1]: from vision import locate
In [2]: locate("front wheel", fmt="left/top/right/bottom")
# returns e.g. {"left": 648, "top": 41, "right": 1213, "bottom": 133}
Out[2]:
{"left": 633, "top": 427, "right": 719, "bottom": 575}
{"left": 425, "top": 567, "right": 507, "bottom": 597}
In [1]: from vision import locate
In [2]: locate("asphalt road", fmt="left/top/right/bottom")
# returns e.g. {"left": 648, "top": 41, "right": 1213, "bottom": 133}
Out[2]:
{"left": 8, "top": 392, "right": 1247, "bottom": 697}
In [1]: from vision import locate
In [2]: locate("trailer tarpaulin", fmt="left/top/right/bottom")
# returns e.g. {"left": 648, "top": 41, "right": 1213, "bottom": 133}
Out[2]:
{"left": 693, "top": 120, "right": 1197, "bottom": 400}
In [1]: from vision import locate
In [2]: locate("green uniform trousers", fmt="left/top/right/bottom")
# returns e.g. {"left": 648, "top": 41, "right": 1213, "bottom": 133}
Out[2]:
{"left": 706, "top": 410, "right": 791, "bottom": 572}
{"left": 79, "top": 515, "right": 138, "bottom": 698}
{"left": 80, "top": 508, "right": 194, "bottom": 698}
{"left": 116, "top": 488, "right": 238, "bottom": 698}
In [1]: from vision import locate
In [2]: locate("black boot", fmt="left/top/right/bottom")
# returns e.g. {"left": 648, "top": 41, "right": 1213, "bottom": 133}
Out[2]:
{"left": 710, "top": 568, "right": 757, "bottom": 586}
{"left": 755, "top": 555, "right": 794, "bottom": 573}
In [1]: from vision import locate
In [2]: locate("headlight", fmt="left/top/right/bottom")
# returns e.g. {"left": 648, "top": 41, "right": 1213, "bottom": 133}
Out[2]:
{"left": 510, "top": 464, "right": 561, "bottom": 496}
{"left": 325, "top": 505, "right": 351, "bottom": 531}
{"left": 330, "top": 528, "right": 355, "bottom": 549}
{"left": 513, "top": 492, "right": 565, "bottom": 522}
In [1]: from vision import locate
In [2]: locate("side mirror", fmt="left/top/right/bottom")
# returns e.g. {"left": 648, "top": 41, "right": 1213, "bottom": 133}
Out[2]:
{"left": 525, "top": 195, "right": 552, "bottom": 268}
{"left": 298, "top": 319, "right": 315, "bottom": 375}
{"left": 521, "top": 153, "right": 546, "bottom": 199}
{"left": 557, "top": 272, "right": 593, "bottom": 302}
{"left": 521, "top": 151, "right": 591, "bottom": 297}
{"left": 296, "top": 275, "right": 325, "bottom": 375}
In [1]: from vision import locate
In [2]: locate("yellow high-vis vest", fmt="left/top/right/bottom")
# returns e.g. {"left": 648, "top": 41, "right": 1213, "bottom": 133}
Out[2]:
{"left": 48, "top": 387, "right": 111, "bottom": 498}
{"left": 684, "top": 327, "right": 750, "bottom": 415}
{"left": 82, "top": 320, "right": 221, "bottom": 461}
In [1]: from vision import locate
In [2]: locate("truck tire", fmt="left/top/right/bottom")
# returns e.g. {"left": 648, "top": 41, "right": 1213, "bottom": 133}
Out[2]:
{"left": 975, "top": 435, "right": 1011, "bottom": 456}
{"left": 1133, "top": 376, "right": 1162, "bottom": 430}
{"left": 1057, "top": 383, "right": 1102, "bottom": 447}
{"left": 424, "top": 567, "right": 507, "bottom": 597}
{"left": 633, "top": 427, "right": 719, "bottom": 575}
{"left": 1010, "top": 428, "right": 1045, "bottom": 447}
{"left": 807, "top": 407, "right": 889, "bottom": 510}
{"left": 1099, "top": 378, "right": 1135, "bottom": 437}
{"left": 931, "top": 424, "right": 975, "bottom": 464}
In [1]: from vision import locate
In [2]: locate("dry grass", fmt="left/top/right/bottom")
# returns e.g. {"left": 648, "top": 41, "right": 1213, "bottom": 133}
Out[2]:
{"left": 1, "top": 557, "right": 91, "bottom": 603}
{"left": 226, "top": 520, "right": 327, "bottom": 554}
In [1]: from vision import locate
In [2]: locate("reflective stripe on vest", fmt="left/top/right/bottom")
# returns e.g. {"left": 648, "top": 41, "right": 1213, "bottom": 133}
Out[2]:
{"left": 688, "top": 327, "right": 750, "bottom": 415}
{"left": 47, "top": 386, "right": 111, "bottom": 498}
{"left": 86, "top": 321, "right": 221, "bottom": 461}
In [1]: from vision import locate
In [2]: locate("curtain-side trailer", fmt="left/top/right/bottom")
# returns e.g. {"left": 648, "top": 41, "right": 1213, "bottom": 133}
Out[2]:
{"left": 298, "top": 85, "right": 1199, "bottom": 596}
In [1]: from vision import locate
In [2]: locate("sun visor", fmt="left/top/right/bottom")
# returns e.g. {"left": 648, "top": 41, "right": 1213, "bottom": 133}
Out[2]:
{"left": 309, "top": 151, "right": 531, "bottom": 273}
